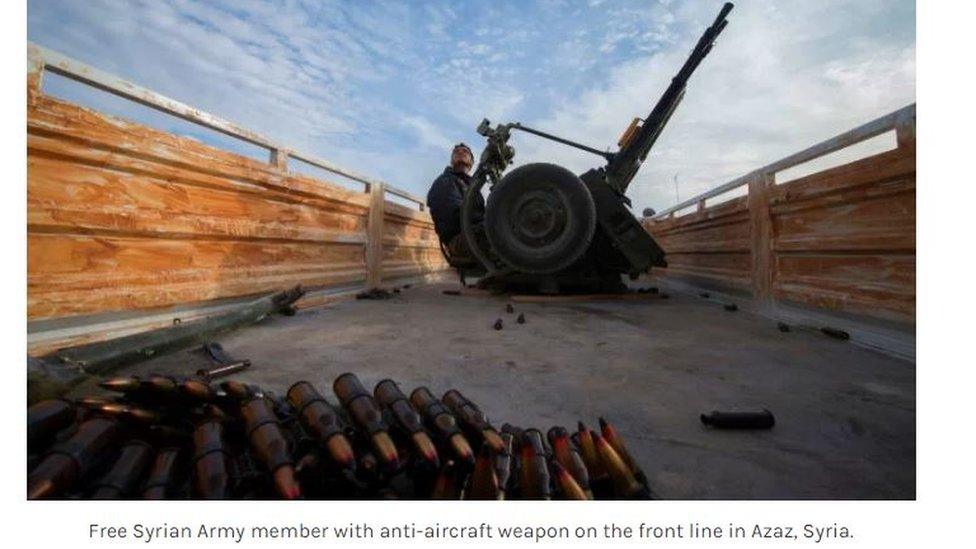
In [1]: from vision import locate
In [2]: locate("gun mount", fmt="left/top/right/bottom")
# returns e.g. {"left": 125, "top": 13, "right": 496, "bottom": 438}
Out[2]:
{"left": 458, "top": 3, "right": 733, "bottom": 293}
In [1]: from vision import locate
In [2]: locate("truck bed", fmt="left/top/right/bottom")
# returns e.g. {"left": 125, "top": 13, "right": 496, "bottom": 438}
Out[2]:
{"left": 31, "top": 45, "right": 916, "bottom": 500}
{"left": 89, "top": 281, "right": 915, "bottom": 499}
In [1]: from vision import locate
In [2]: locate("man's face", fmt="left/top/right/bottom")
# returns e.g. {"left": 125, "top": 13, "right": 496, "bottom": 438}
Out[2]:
{"left": 451, "top": 147, "right": 473, "bottom": 174}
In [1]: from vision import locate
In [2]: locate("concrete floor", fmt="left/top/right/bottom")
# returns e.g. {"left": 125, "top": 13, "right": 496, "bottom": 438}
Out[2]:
{"left": 111, "top": 282, "right": 915, "bottom": 499}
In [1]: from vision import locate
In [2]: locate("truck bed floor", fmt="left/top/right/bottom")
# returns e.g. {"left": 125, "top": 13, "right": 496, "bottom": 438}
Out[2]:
{"left": 102, "top": 282, "right": 915, "bottom": 499}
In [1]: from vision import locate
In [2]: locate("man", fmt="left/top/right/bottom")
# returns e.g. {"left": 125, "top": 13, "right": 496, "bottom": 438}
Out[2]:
{"left": 426, "top": 143, "right": 485, "bottom": 261}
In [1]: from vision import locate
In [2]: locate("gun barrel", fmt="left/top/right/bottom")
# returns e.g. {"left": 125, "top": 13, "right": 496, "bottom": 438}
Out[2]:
{"left": 606, "top": 2, "right": 733, "bottom": 192}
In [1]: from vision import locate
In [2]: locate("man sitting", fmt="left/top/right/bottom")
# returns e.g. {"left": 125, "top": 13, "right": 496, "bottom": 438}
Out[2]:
{"left": 426, "top": 143, "right": 485, "bottom": 263}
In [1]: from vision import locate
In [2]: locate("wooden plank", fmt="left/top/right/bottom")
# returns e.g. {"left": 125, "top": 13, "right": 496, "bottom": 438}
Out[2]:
{"left": 365, "top": 182, "right": 386, "bottom": 289}
{"left": 767, "top": 147, "right": 915, "bottom": 208}
{"left": 28, "top": 233, "right": 366, "bottom": 320}
{"left": 28, "top": 154, "right": 367, "bottom": 243}
{"left": 384, "top": 199, "right": 436, "bottom": 225}
{"left": 772, "top": 189, "right": 915, "bottom": 252}
{"left": 25, "top": 43, "right": 453, "bottom": 349}
{"left": 654, "top": 104, "right": 914, "bottom": 218}
{"left": 648, "top": 136, "right": 915, "bottom": 324}
{"left": 27, "top": 48, "right": 43, "bottom": 107}
{"left": 29, "top": 97, "right": 372, "bottom": 210}
{"left": 748, "top": 172, "right": 774, "bottom": 301}
{"left": 385, "top": 186, "right": 427, "bottom": 210}
{"left": 29, "top": 42, "right": 425, "bottom": 204}
{"left": 654, "top": 196, "right": 749, "bottom": 230}
{"left": 270, "top": 148, "right": 288, "bottom": 171}
{"left": 29, "top": 43, "right": 278, "bottom": 149}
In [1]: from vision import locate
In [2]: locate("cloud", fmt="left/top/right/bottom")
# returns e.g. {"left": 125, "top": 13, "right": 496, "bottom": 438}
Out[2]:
{"left": 27, "top": 0, "right": 915, "bottom": 213}
{"left": 510, "top": 0, "right": 916, "bottom": 212}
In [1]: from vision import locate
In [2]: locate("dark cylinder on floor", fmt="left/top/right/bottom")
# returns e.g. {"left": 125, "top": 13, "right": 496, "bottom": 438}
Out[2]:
{"left": 700, "top": 409, "right": 775, "bottom": 429}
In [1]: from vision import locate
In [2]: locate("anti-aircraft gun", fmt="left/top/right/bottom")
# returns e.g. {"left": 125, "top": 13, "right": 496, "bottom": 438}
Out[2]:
{"left": 455, "top": 3, "right": 733, "bottom": 293}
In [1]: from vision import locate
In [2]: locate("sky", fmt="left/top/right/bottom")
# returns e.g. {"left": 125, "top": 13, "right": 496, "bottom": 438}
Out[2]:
{"left": 27, "top": 0, "right": 916, "bottom": 214}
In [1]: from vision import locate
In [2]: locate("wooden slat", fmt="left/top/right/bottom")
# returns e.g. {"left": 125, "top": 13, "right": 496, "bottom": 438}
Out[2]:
{"left": 647, "top": 133, "right": 915, "bottom": 323}
{"left": 654, "top": 103, "right": 915, "bottom": 218}
{"left": 365, "top": 183, "right": 386, "bottom": 289}
{"left": 29, "top": 96, "right": 371, "bottom": 210}
{"left": 748, "top": 172, "right": 774, "bottom": 301}
{"left": 28, "top": 233, "right": 366, "bottom": 320}
{"left": 28, "top": 154, "right": 367, "bottom": 243}
{"left": 27, "top": 91, "right": 447, "bottom": 326}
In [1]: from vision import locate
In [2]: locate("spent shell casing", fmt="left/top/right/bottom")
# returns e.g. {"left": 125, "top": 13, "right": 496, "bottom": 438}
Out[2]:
{"left": 700, "top": 409, "right": 775, "bottom": 429}
{"left": 196, "top": 360, "right": 251, "bottom": 381}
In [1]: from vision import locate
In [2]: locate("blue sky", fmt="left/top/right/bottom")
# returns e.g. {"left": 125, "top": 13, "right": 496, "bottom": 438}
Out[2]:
{"left": 28, "top": 0, "right": 915, "bottom": 213}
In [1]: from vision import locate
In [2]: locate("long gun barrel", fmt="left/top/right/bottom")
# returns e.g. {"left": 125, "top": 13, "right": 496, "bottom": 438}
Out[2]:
{"left": 605, "top": 2, "right": 733, "bottom": 193}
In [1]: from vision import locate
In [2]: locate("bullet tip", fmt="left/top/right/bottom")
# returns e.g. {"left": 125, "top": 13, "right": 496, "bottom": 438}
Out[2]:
{"left": 412, "top": 432, "right": 440, "bottom": 468}
{"left": 327, "top": 435, "right": 357, "bottom": 470}
{"left": 450, "top": 434, "right": 475, "bottom": 465}
{"left": 483, "top": 429, "right": 505, "bottom": 453}
{"left": 372, "top": 432, "right": 399, "bottom": 469}
{"left": 273, "top": 467, "right": 301, "bottom": 500}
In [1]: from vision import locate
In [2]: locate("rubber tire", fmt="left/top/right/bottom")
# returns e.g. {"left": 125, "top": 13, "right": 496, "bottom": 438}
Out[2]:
{"left": 485, "top": 162, "right": 596, "bottom": 274}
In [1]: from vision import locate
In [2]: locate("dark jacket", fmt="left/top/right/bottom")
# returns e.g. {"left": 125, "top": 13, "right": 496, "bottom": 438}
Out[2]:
{"left": 426, "top": 166, "right": 485, "bottom": 242}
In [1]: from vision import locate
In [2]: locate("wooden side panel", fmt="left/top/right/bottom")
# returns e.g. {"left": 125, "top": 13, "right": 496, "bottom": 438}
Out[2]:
{"left": 382, "top": 200, "right": 447, "bottom": 280}
{"left": 768, "top": 146, "right": 915, "bottom": 321}
{"left": 27, "top": 94, "right": 443, "bottom": 327}
{"left": 647, "top": 197, "right": 752, "bottom": 292}
{"left": 646, "top": 144, "right": 915, "bottom": 323}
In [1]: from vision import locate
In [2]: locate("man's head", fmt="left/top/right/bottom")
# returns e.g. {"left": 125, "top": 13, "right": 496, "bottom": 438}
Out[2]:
{"left": 450, "top": 143, "right": 474, "bottom": 174}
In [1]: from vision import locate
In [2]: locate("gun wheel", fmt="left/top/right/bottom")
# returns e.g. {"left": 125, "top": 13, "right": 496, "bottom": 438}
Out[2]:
{"left": 485, "top": 163, "right": 596, "bottom": 274}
